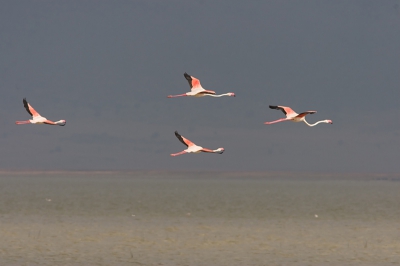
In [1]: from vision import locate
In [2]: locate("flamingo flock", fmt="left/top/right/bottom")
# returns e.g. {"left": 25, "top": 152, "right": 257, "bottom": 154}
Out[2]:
{"left": 167, "top": 72, "right": 331, "bottom": 156}
{"left": 16, "top": 72, "right": 332, "bottom": 158}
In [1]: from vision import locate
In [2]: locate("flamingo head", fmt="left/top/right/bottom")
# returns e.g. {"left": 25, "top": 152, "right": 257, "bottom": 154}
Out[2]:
{"left": 56, "top": 120, "right": 66, "bottom": 126}
{"left": 228, "top": 92, "right": 236, "bottom": 97}
{"left": 326, "top": 120, "right": 333, "bottom": 124}
{"left": 215, "top": 148, "right": 225, "bottom": 154}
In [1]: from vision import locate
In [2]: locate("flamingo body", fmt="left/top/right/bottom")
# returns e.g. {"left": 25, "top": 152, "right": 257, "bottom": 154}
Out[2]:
{"left": 265, "top": 105, "right": 332, "bottom": 127}
{"left": 167, "top": 73, "right": 235, "bottom": 98}
{"left": 171, "top": 131, "right": 224, "bottom": 156}
{"left": 15, "top": 98, "right": 66, "bottom": 126}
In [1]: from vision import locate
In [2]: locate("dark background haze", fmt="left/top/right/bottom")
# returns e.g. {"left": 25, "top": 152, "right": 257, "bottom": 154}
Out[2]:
{"left": 0, "top": 1, "right": 399, "bottom": 173}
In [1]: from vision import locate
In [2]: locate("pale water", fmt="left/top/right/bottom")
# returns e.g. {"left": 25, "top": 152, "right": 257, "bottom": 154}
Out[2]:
{"left": 0, "top": 172, "right": 399, "bottom": 265}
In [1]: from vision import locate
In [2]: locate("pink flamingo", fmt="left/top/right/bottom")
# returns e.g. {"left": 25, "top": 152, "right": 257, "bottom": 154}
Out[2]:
{"left": 167, "top": 73, "right": 235, "bottom": 98}
{"left": 265, "top": 105, "right": 332, "bottom": 126}
{"left": 15, "top": 98, "right": 66, "bottom": 126}
{"left": 171, "top": 131, "right": 224, "bottom": 156}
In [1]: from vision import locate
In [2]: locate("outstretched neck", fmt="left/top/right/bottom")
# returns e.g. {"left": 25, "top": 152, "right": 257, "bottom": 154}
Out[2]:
{"left": 303, "top": 119, "right": 329, "bottom": 127}
{"left": 206, "top": 92, "right": 235, "bottom": 98}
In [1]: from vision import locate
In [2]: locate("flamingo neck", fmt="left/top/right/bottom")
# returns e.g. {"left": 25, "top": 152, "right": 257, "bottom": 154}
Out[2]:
{"left": 206, "top": 93, "right": 233, "bottom": 98}
{"left": 303, "top": 119, "right": 328, "bottom": 127}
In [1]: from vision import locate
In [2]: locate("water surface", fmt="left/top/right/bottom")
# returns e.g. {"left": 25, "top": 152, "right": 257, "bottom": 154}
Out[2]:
{"left": 0, "top": 172, "right": 399, "bottom": 265}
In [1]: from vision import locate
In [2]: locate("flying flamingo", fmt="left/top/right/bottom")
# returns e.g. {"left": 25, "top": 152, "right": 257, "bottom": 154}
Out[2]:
{"left": 171, "top": 131, "right": 224, "bottom": 156}
{"left": 264, "top": 105, "right": 332, "bottom": 127}
{"left": 167, "top": 73, "right": 235, "bottom": 98}
{"left": 15, "top": 98, "right": 66, "bottom": 126}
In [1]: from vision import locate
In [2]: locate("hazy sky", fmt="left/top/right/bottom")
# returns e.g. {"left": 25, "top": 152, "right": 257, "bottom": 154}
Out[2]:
{"left": 0, "top": 1, "right": 399, "bottom": 173}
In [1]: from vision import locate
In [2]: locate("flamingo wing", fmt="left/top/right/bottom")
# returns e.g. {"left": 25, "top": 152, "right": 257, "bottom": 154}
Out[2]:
{"left": 269, "top": 105, "right": 297, "bottom": 118}
{"left": 23, "top": 98, "right": 41, "bottom": 117}
{"left": 184, "top": 72, "right": 202, "bottom": 91}
{"left": 297, "top": 111, "right": 316, "bottom": 118}
{"left": 175, "top": 131, "right": 195, "bottom": 147}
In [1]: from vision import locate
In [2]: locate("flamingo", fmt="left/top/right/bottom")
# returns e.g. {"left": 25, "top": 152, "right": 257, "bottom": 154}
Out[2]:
{"left": 167, "top": 73, "right": 235, "bottom": 98}
{"left": 15, "top": 98, "right": 66, "bottom": 126}
{"left": 171, "top": 131, "right": 224, "bottom": 156}
{"left": 264, "top": 105, "right": 332, "bottom": 126}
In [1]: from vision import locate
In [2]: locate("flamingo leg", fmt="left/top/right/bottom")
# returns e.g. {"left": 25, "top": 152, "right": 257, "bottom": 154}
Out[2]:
{"left": 264, "top": 118, "right": 289, "bottom": 125}
{"left": 167, "top": 94, "right": 187, "bottom": 98}
{"left": 15, "top": 120, "right": 31, "bottom": 125}
{"left": 170, "top": 150, "right": 188, "bottom": 156}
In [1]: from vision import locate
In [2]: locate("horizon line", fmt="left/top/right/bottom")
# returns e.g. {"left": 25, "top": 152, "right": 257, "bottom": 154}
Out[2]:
{"left": 0, "top": 169, "right": 399, "bottom": 178}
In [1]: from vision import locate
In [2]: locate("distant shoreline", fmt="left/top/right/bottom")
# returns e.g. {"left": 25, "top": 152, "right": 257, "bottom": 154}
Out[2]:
{"left": 0, "top": 170, "right": 399, "bottom": 181}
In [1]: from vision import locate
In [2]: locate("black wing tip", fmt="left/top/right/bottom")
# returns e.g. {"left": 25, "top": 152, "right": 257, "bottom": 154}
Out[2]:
{"left": 269, "top": 105, "right": 287, "bottom": 115}
{"left": 174, "top": 131, "right": 182, "bottom": 138}
{"left": 183, "top": 73, "right": 193, "bottom": 88}
{"left": 174, "top": 131, "right": 188, "bottom": 147}
{"left": 22, "top": 97, "right": 33, "bottom": 116}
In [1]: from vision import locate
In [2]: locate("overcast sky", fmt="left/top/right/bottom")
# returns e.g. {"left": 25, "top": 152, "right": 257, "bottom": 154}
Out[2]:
{"left": 0, "top": 1, "right": 399, "bottom": 173}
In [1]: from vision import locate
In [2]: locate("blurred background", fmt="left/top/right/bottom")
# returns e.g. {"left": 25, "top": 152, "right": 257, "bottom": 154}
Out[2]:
{"left": 0, "top": 0, "right": 399, "bottom": 172}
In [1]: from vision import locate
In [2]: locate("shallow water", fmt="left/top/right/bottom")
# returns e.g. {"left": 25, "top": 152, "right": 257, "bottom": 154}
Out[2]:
{"left": 0, "top": 173, "right": 399, "bottom": 265}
